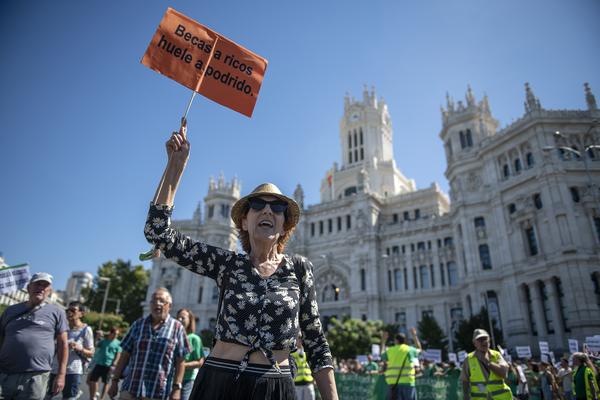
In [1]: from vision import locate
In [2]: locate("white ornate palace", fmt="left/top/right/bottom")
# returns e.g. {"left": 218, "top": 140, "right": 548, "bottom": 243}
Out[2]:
{"left": 145, "top": 83, "right": 600, "bottom": 353}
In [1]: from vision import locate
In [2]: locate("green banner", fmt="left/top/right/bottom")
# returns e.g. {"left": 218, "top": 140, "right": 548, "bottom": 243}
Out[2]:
{"left": 331, "top": 374, "right": 463, "bottom": 400}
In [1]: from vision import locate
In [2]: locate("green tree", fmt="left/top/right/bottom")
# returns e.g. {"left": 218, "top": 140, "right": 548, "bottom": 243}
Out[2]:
{"left": 82, "top": 311, "right": 129, "bottom": 333}
{"left": 326, "top": 318, "right": 384, "bottom": 359}
{"left": 454, "top": 306, "right": 504, "bottom": 353}
{"left": 418, "top": 313, "right": 448, "bottom": 358}
{"left": 82, "top": 259, "right": 150, "bottom": 324}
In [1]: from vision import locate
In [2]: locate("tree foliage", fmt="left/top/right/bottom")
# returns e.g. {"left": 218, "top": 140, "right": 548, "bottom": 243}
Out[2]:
{"left": 418, "top": 313, "right": 448, "bottom": 358}
{"left": 82, "top": 311, "right": 129, "bottom": 333}
{"left": 326, "top": 318, "right": 384, "bottom": 359}
{"left": 454, "top": 306, "right": 504, "bottom": 353}
{"left": 81, "top": 259, "right": 149, "bottom": 324}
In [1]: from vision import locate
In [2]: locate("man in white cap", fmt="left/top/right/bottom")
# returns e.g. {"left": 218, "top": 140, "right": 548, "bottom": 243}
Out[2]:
{"left": 0, "top": 272, "right": 69, "bottom": 400}
{"left": 460, "top": 329, "right": 511, "bottom": 400}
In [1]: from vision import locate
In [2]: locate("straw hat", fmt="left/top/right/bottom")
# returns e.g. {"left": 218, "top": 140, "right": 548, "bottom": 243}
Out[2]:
{"left": 231, "top": 183, "right": 300, "bottom": 229}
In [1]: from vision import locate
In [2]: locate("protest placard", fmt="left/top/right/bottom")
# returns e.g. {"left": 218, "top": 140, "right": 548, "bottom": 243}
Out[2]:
{"left": 568, "top": 339, "right": 578, "bottom": 353}
{"left": 448, "top": 353, "right": 457, "bottom": 363}
{"left": 422, "top": 349, "right": 442, "bottom": 363}
{"left": 371, "top": 344, "right": 380, "bottom": 360}
{"left": 585, "top": 336, "right": 600, "bottom": 352}
{"left": 141, "top": 8, "right": 268, "bottom": 117}
{"left": 539, "top": 341, "right": 549, "bottom": 354}
{"left": 516, "top": 346, "right": 532, "bottom": 359}
{"left": 357, "top": 355, "right": 368, "bottom": 365}
{"left": 0, "top": 264, "right": 30, "bottom": 294}
{"left": 458, "top": 351, "right": 467, "bottom": 363}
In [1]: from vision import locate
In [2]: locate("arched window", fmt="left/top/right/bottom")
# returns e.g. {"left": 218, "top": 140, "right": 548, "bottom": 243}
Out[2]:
{"left": 525, "top": 227, "right": 539, "bottom": 256}
{"left": 523, "top": 284, "right": 537, "bottom": 335}
{"left": 538, "top": 281, "right": 555, "bottom": 334}
{"left": 533, "top": 193, "right": 543, "bottom": 209}
{"left": 344, "top": 186, "right": 357, "bottom": 197}
{"left": 466, "top": 129, "right": 473, "bottom": 147}
{"left": 526, "top": 152, "right": 535, "bottom": 167}
{"left": 459, "top": 131, "right": 466, "bottom": 149}
{"left": 394, "top": 269, "right": 402, "bottom": 291}
{"left": 211, "top": 286, "right": 219, "bottom": 304}
{"left": 486, "top": 291, "right": 502, "bottom": 331}
{"left": 419, "top": 265, "right": 430, "bottom": 289}
{"left": 474, "top": 217, "right": 486, "bottom": 228}
{"left": 514, "top": 158, "right": 522, "bottom": 173}
{"left": 503, "top": 164, "right": 510, "bottom": 178}
{"left": 554, "top": 277, "right": 570, "bottom": 332}
{"left": 592, "top": 272, "right": 600, "bottom": 308}
{"left": 447, "top": 262, "right": 458, "bottom": 286}
{"left": 359, "top": 128, "right": 364, "bottom": 145}
{"left": 466, "top": 294, "right": 473, "bottom": 317}
{"left": 479, "top": 244, "right": 492, "bottom": 270}
{"left": 360, "top": 269, "right": 366, "bottom": 291}
{"left": 322, "top": 284, "right": 340, "bottom": 302}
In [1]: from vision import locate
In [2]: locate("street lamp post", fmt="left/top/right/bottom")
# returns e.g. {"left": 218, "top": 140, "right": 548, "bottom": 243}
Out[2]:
{"left": 542, "top": 120, "right": 600, "bottom": 211}
{"left": 98, "top": 277, "right": 111, "bottom": 329}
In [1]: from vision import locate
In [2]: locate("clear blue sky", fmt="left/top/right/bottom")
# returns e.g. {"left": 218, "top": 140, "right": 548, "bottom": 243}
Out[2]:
{"left": 1, "top": 0, "right": 599, "bottom": 291}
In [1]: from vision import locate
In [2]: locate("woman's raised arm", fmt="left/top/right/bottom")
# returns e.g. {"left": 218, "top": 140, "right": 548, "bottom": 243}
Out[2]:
{"left": 153, "top": 118, "right": 190, "bottom": 206}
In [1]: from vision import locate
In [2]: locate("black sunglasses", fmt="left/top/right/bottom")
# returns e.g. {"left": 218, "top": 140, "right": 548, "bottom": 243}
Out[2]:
{"left": 248, "top": 198, "right": 288, "bottom": 214}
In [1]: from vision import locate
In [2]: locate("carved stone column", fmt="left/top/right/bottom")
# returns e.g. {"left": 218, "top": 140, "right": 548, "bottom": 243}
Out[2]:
{"left": 529, "top": 281, "right": 549, "bottom": 340}
{"left": 544, "top": 278, "right": 566, "bottom": 349}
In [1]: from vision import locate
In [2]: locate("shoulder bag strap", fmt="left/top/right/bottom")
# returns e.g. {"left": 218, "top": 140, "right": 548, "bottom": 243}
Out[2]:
{"left": 1, "top": 304, "right": 40, "bottom": 332}
{"left": 392, "top": 349, "right": 411, "bottom": 389}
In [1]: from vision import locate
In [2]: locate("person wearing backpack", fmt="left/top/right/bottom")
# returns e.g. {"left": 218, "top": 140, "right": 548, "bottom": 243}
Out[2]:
{"left": 47, "top": 301, "right": 94, "bottom": 400}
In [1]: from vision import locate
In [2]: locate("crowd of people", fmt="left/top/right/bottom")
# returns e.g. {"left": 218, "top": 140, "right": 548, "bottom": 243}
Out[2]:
{"left": 0, "top": 273, "right": 206, "bottom": 400}
{"left": 329, "top": 328, "right": 600, "bottom": 400}
{"left": 2, "top": 122, "right": 599, "bottom": 400}
{"left": 1, "top": 273, "right": 600, "bottom": 400}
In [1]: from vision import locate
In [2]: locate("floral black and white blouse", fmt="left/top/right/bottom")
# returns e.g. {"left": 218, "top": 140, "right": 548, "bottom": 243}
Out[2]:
{"left": 145, "top": 203, "right": 333, "bottom": 376}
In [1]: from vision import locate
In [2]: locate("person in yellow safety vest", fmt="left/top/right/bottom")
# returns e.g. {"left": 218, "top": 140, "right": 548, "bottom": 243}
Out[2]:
{"left": 572, "top": 352, "right": 599, "bottom": 400}
{"left": 293, "top": 335, "right": 315, "bottom": 400}
{"left": 460, "top": 329, "right": 512, "bottom": 400}
{"left": 381, "top": 328, "right": 422, "bottom": 400}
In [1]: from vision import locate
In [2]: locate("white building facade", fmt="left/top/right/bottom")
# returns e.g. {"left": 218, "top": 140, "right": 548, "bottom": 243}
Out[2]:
{"left": 64, "top": 271, "right": 94, "bottom": 303}
{"left": 146, "top": 83, "right": 600, "bottom": 354}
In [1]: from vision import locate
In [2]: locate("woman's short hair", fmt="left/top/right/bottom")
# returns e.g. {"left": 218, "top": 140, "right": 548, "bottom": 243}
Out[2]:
{"left": 177, "top": 308, "right": 196, "bottom": 334}
{"left": 237, "top": 204, "right": 296, "bottom": 254}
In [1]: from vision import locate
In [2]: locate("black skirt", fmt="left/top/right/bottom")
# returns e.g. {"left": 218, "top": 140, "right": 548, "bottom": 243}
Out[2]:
{"left": 190, "top": 357, "right": 296, "bottom": 400}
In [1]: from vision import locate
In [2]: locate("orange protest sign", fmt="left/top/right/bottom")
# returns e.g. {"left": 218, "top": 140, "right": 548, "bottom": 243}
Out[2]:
{"left": 141, "top": 8, "right": 268, "bottom": 117}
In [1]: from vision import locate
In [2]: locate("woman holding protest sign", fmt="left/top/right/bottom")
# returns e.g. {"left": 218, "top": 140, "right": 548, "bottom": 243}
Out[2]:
{"left": 142, "top": 119, "right": 338, "bottom": 400}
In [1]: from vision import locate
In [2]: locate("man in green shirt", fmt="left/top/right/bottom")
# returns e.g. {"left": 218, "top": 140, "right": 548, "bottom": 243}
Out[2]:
{"left": 364, "top": 355, "right": 380, "bottom": 374}
{"left": 87, "top": 327, "right": 121, "bottom": 400}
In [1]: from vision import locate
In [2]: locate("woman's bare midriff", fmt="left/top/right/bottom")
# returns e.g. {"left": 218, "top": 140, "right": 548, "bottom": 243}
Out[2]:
{"left": 210, "top": 340, "right": 290, "bottom": 366}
